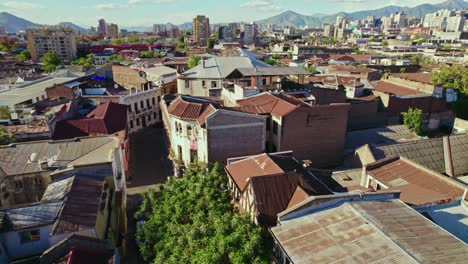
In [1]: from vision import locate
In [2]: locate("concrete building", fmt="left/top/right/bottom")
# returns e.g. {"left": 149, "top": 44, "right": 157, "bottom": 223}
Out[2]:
{"left": 161, "top": 95, "right": 266, "bottom": 168}
{"left": 26, "top": 27, "right": 77, "bottom": 63}
{"left": 107, "top": 23, "right": 119, "bottom": 38}
{"left": 192, "top": 15, "right": 210, "bottom": 46}
{"left": 322, "top": 24, "right": 334, "bottom": 37}
{"left": 177, "top": 56, "right": 270, "bottom": 98}
{"left": 120, "top": 87, "right": 161, "bottom": 134}
{"left": 446, "top": 15, "right": 465, "bottom": 32}
{"left": 243, "top": 24, "right": 257, "bottom": 45}
{"left": 98, "top": 19, "right": 107, "bottom": 35}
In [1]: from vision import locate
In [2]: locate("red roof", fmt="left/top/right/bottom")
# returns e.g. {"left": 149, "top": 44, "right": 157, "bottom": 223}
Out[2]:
{"left": 236, "top": 93, "right": 311, "bottom": 117}
{"left": 167, "top": 96, "right": 219, "bottom": 125}
{"left": 53, "top": 102, "right": 128, "bottom": 140}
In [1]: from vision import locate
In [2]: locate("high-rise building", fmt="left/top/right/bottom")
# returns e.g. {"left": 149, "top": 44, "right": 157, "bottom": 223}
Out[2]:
{"left": 192, "top": 15, "right": 210, "bottom": 46}
{"left": 169, "top": 27, "right": 180, "bottom": 39}
{"left": 107, "top": 23, "right": 119, "bottom": 38}
{"left": 323, "top": 24, "right": 334, "bottom": 37}
{"left": 98, "top": 19, "right": 107, "bottom": 35}
{"left": 26, "top": 26, "right": 77, "bottom": 63}
{"left": 243, "top": 23, "right": 257, "bottom": 45}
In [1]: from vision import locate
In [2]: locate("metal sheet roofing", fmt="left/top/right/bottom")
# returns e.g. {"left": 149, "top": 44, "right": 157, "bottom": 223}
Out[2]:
{"left": 226, "top": 67, "right": 309, "bottom": 78}
{"left": 0, "top": 137, "right": 119, "bottom": 176}
{"left": 180, "top": 56, "right": 271, "bottom": 79}
{"left": 5, "top": 202, "right": 63, "bottom": 230}
{"left": 271, "top": 199, "right": 468, "bottom": 264}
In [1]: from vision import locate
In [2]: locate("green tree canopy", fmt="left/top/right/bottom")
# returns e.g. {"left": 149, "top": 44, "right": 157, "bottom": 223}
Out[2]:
{"left": 71, "top": 54, "right": 93, "bottom": 68}
{"left": 17, "top": 49, "right": 31, "bottom": 61}
{"left": 187, "top": 54, "right": 200, "bottom": 69}
{"left": 139, "top": 51, "right": 154, "bottom": 58}
{"left": 431, "top": 65, "right": 468, "bottom": 96}
{"left": 136, "top": 163, "right": 271, "bottom": 263}
{"left": 402, "top": 107, "right": 423, "bottom": 135}
{"left": 41, "top": 52, "right": 60, "bottom": 72}
{"left": 127, "top": 35, "right": 141, "bottom": 43}
{"left": 206, "top": 38, "right": 216, "bottom": 49}
{"left": 0, "top": 106, "right": 10, "bottom": 119}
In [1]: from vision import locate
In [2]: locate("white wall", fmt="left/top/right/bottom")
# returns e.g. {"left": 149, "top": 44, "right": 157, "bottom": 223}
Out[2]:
{"left": 121, "top": 87, "right": 161, "bottom": 134}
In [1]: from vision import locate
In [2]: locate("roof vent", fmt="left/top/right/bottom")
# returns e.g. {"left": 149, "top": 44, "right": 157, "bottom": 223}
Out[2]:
{"left": 28, "top": 153, "right": 38, "bottom": 163}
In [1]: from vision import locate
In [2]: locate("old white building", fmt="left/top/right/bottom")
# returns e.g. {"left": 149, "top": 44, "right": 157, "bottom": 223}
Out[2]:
{"left": 120, "top": 87, "right": 161, "bottom": 134}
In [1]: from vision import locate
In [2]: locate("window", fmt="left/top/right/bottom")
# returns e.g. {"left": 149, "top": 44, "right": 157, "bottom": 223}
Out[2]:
{"left": 148, "top": 115, "right": 151, "bottom": 121}
{"left": 34, "top": 177, "right": 42, "bottom": 185}
{"left": 136, "top": 118, "right": 140, "bottom": 126}
{"left": 130, "top": 120, "right": 134, "bottom": 129}
{"left": 266, "top": 117, "right": 271, "bottom": 131}
{"left": 187, "top": 125, "right": 192, "bottom": 136}
{"left": 211, "top": 81, "right": 217, "bottom": 88}
{"left": 19, "top": 230, "right": 40, "bottom": 243}
{"left": 202, "top": 81, "right": 206, "bottom": 87}
{"left": 152, "top": 97, "right": 156, "bottom": 105}
{"left": 157, "top": 96, "right": 161, "bottom": 103}
{"left": 14, "top": 180, "right": 23, "bottom": 190}
{"left": 185, "top": 80, "right": 190, "bottom": 89}
{"left": 262, "top": 78, "right": 267, "bottom": 85}
{"left": 154, "top": 112, "right": 157, "bottom": 119}
{"left": 140, "top": 101, "right": 144, "bottom": 109}
{"left": 272, "top": 121, "right": 278, "bottom": 135}
{"left": 128, "top": 104, "right": 132, "bottom": 113}
{"left": 146, "top": 99, "right": 150, "bottom": 108}
{"left": 134, "top": 102, "right": 138, "bottom": 112}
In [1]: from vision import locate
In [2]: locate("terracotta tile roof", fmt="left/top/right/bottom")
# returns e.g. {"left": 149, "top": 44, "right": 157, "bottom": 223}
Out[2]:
{"left": 167, "top": 96, "right": 218, "bottom": 121}
{"left": 373, "top": 81, "right": 425, "bottom": 96}
{"left": 367, "top": 156, "right": 465, "bottom": 206}
{"left": 308, "top": 75, "right": 364, "bottom": 88}
{"left": 389, "top": 73, "right": 433, "bottom": 85}
{"left": 236, "top": 93, "right": 310, "bottom": 117}
{"left": 53, "top": 102, "right": 128, "bottom": 140}
{"left": 330, "top": 64, "right": 377, "bottom": 74}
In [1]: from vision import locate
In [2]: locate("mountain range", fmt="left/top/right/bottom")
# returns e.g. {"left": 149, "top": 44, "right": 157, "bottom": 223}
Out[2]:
{"left": 0, "top": 12, "right": 88, "bottom": 33}
{"left": 0, "top": 0, "right": 467, "bottom": 33}
{"left": 255, "top": 0, "right": 468, "bottom": 28}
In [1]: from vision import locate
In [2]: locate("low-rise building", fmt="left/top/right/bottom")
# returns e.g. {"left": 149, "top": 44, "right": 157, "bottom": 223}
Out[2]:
{"left": 225, "top": 151, "right": 331, "bottom": 225}
{"left": 270, "top": 192, "right": 468, "bottom": 264}
{"left": 161, "top": 95, "right": 266, "bottom": 169}
{"left": 120, "top": 87, "right": 161, "bottom": 134}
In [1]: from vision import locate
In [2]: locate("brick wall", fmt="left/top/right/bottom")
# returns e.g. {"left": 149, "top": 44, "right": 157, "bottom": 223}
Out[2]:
{"left": 280, "top": 104, "right": 350, "bottom": 168}
{"left": 46, "top": 85, "right": 75, "bottom": 100}
{"left": 309, "top": 87, "right": 346, "bottom": 105}
{"left": 348, "top": 100, "right": 386, "bottom": 130}
{"left": 112, "top": 65, "right": 148, "bottom": 91}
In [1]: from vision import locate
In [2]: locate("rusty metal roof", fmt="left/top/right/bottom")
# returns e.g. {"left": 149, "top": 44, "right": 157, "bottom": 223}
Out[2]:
{"left": 373, "top": 81, "right": 427, "bottom": 96}
{"left": 270, "top": 198, "right": 468, "bottom": 264}
{"left": 236, "top": 92, "right": 311, "bottom": 117}
{"left": 367, "top": 156, "right": 465, "bottom": 206}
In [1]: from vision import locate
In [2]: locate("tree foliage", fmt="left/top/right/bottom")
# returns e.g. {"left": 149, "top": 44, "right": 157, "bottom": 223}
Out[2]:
{"left": 402, "top": 107, "right": 423, "bottom": 135}
{"left": 109, "top": 54, "right": 125, "bottom": 62}
{"left": 0, "top": 37, "right": 17, "bottom": 52}
{"left": 0, "top": 106, "right": 10, "bottom": 119}
{"left": 431, "top": 65, "right": 468, "bottom": 96}
{"left": 17, "top": 50, "right": 31, "bottom": 61}
{"left": 72, "top": 54, "right": 93, "bottom": 67}
{"left": 136, "top": 163, "right": 271, "bottom": 264}
{"left": 41, "top": 52, "right": 60, "bottom": 72}
{"left": 127, "top": 35, "right": 141, "bottom": 43}
{"left": 187, "top": 54, "right": 201, "bottom": 69}
{"left": 261, "top": 57, "right": 280, "bottom": 66}
{"left": 139, "top": 51, "right": 154, "bottom": 58}
{"left": 409, "top": 54, "right": 434, "bottom": 65}
{"left": 206, "top": 38, "right": 216, "bottom": 49}
{"left": 0, "top": 128, "right": 15, "bottom": 146}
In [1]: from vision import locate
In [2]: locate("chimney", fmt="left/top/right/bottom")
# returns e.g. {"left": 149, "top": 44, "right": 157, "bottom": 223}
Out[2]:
{"left": 443, "top": 136, "right": 455, "bottom": 177}
{"left": 202, "top": 58, "right": 206, "bottom": 68}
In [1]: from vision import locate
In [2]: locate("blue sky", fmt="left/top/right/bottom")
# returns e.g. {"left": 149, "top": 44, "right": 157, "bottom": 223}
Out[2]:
{"left": 0, "top": 0, "right": 449, "bottom": 27}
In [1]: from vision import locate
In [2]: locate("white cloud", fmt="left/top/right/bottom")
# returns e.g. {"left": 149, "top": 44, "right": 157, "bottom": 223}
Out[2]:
{"left": 240, "top": 0, "right": 283, "bottom": 12}
{"left": 2, "top": 1, "right": 45, "bottom": 10}
{"left": 92, "top": 0, "right": 176, "bottom": 9}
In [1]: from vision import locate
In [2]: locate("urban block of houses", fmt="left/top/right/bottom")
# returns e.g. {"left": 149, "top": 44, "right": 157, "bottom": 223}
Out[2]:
{"left": 225, "top": 151, "right": 331, "bottom": 225}
{"left": 269, "top": 192, "right": 468, "bottom": 264}
{"left": 177, "top": 56, "right": 271, "bottom": 98}
{"left": 161, "top": 95, "right": 266, "bottom": 169}
{"left": 0, "top": 136, "right": 126, "bottom": 209}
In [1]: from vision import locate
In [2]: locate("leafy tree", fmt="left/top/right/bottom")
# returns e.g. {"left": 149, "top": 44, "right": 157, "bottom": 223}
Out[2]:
{"left": 109, "top": 54, "right": 125, "bottom": 62}
{"left": 351, "top": 46, "right": 360, "bottom": 53}
{"left": 272, "top": 54, "right": 281, "bottom": 60}
{"left": 71, "top": 54, "right": 94, "bottom": 67}
{"left": 416, "top": 38, "right": 425, "bottom": 45}
{"left": 402, "top": 107, "right": 423, "bottom": 135}
{"left": 206, "top": 38, "right": 216, "bottom": 49}
{"left": 432, "top": 65, "right": 468, "bottom": 96}
{"left": 111, "top": 38, "right": 124, "bottom": 45}
{"left": 187, "top": 54, "right": 200, "bottom": 69}
{"left": 17, "top": 49, "right": 31, "bottom": 61}
{"left": 381, "top": 40, "right": 388, "bottom": 47}
{"left": 400, "top": 67, "right": 406, "bottom": 73}
{"left": 261, "top": 57, "right": 280, "bottom": 66}
{"left": 369, "top": 37, "right": 376, "bottom": 42}
{"left": 0, "top": 128, "right": 15, "bottom": 146}
{"left": 41, "top": 52, "right": 60, "bottom": 72}
{"left": 0, "top": 37, "right": 17, "bottom": 52}
{"left": 139, "top": 51, "right": 154, "bottom": 58}
{"left": 127, "top": 34, "right": 140, "bottom": 43}
{"left": 0, "top": 106, "right": 10, "bottom": 119}
{"left": 136, "top": 163, "right": 271, "bottom": 263}
{"left": 304, "top": 64, "right": 318, "bottom": 73}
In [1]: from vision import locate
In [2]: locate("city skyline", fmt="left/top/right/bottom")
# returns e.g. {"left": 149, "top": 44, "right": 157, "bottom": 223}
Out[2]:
{"left": 0, "top": 0, "right": 453, "bottom": 27}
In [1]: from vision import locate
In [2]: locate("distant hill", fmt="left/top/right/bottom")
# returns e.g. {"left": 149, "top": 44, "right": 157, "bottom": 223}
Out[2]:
{"left": 0, "top": 12, "right": 88, "bottom": 33}
{"left": 0, "top": 12, "right": 39, "bottom": 33}
{"left": 256, "top": 0, "right": 468, "bottom": 28}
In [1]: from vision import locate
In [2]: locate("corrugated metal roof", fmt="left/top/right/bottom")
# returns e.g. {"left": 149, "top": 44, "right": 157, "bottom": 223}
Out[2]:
{"left": 0, "top": 137, "right": 119, "bottom": 176}
{"left": 373, "top": 81, "right": 428, "bottom": 96}
{"left": 41, "top": 176, "right": 75, "bottom": 202}
{"left": 367, "top": 157, "right": 465, "bottom": 206}
{"left": 345, "top": 125, "right": 418, "bottom": 153}
{"left": 5, "top": 202, "right": 63, "bottom": 230}
{"left": 180, "top": 56, "right": 271, "bottom": 79}
{"left": 449, "top": 134, "right": 468, "bottom": 177}
{"left": 271, "top": 198, "right": 468, "bottom": 264}
{"left": 226, "top": 67, "right": 309, "bottom": 77}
